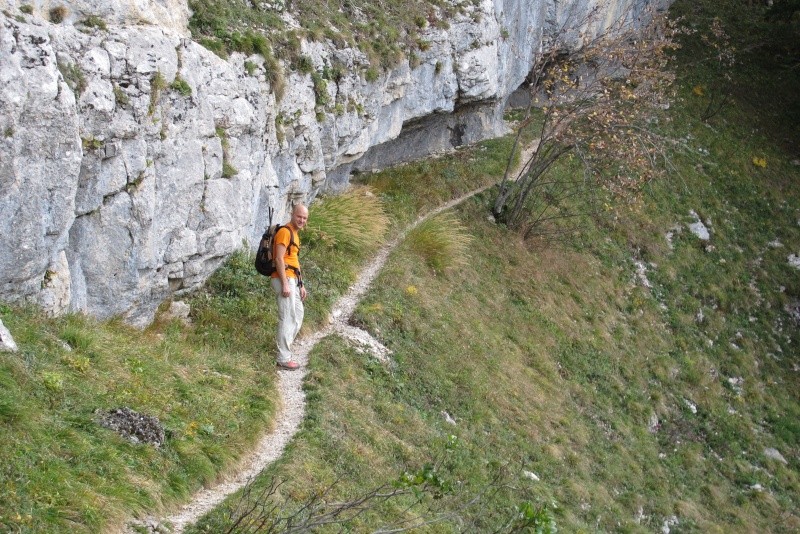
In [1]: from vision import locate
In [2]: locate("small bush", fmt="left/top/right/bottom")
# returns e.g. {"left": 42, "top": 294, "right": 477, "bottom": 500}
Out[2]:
{"left": 82, "top": 15, "right": 107, "bottom": 30}
{"left": 311, "top": 72, "right": 329, "bottom": 106}
{"left": 60, "top": 324, "right": 94, "bottom": 352}
{"left": 199, "top": 37, "right": 228, "bottom": 59}
{"left": 58, "top": 61, "right": 87, "bottom": 96}
{"left": 148, "top": 71, "right": 167, "bottom": 115}
{"left": 305, "top": 187, "right": 389, "bottom": 253}
{"left": 81, "top": 137, "right": 104, "bottom": 151}
{"left": 364, "top": 67, "right": 380, "bottom": 83}
{"left": 265, "top": 56, "right": 286, "bottom": 101}
{"left": 405, "top": 212, "right": 471, "bottom": 273}
{"left": 113, "top": 84, "right": 129, "bottom": 106}
{"left": 296, "top": 55, "right": 314, "bottom": 74}
{"left": 222, "top": 162, "right": 238, "bottom": 178}
{"left": 170, "top": 76, "right": 192, "bottom": 96}
{"left": 19, "top": 4, "right": 33, "bottom": 14}
{"left": 49, "top": 5, "right": 67, "bottom": 23}
{"left": 244, "top": 60, "right": 258, "bottom": 76}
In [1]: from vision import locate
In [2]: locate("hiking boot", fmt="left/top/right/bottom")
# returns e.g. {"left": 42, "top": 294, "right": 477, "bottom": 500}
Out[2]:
{"left": 276, "top": 360, "right": 301, "bottom": 370}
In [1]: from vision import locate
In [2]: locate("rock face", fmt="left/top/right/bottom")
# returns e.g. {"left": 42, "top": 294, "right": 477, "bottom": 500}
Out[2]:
{"left": 0, "top": 0, "right": 666, "bottom": 325}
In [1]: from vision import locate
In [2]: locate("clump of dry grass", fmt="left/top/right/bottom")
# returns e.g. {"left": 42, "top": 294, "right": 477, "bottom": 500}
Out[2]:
{"left": 306, "top": 186, "right": 389, "bottom": 253}
{"left": 406, "top": 212, "right": 471, "bottom": 273}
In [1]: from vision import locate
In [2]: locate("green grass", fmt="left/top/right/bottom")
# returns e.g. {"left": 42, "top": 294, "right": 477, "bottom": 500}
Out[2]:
{"left": 189, "top": 1, "right": 799, "bottom": 532}
{"left": 187, "top": 0, "right": 475, "bottom": 80}
{"left": 3, "top": 0, "right": 800, "bottom": 531}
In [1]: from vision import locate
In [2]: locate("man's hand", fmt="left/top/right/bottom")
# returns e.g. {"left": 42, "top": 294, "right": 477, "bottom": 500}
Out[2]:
{"left": 300, "top": 285, "right": 307, "bottom": 301}
{"left": 281, "top": 281, "right": 291, "bottom": 298}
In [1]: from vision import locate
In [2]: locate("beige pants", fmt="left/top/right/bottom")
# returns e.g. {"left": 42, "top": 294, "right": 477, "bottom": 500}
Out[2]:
{"left": 271, "top": 277, "right": 304, "bottom": 363}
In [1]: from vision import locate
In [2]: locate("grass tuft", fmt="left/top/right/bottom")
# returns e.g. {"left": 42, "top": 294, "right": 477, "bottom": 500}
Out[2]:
{"left": 405, "top": 212, "right": 472, "bottom": 273}
{"left": 304, "top": 186, "right": 390, "bottom": 253}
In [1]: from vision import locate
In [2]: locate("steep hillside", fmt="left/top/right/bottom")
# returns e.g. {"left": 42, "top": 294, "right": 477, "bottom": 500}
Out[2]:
{"left": 1, "top": 0, "right": 798, "bottom": 532}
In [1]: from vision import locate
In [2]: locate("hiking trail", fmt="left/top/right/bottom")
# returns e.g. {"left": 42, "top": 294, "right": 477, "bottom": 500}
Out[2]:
{"left": 132, "top": 141, "right": 536, "bottom": 533}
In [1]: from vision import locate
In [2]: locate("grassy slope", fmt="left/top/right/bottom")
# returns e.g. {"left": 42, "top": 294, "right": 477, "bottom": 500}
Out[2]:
{"left": 194, "top": 0, "right": 800, "bottom": 532}
{"left": 1, "top": 0, "right": 799, "bottom": 531}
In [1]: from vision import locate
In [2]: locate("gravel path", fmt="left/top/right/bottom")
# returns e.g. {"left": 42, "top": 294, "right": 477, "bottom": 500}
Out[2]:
{"left": 131, "top": 142, "right": 536, "bottom": 534}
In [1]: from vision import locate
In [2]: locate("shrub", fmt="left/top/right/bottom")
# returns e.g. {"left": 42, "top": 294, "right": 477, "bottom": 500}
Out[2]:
{"left": 199, "top": 37, "right": 228, "bottom": 59}
{"left": 364, "top": 67, "right": 380, "bottom": 83}
{"left": 305, "top": 187, "right": 389, "bottom": 253}
{"left": 405, "top": 212, "right": 471, "bottom": 273}
{"left": 296, "top": 55, "right": 314, "bottom": 74}
{"left": 57, "top": 61, "right": 87, "bottom": 96}
{"left": 222, "top": 162, "right": 238, "bottom": 178}
{"left": 19, "top": 5, "right": 33, "bottom": 15}
{"left": 311, "top": 72, "right": 329, "bottom": 106}
{"left": 148, "top": 71, "right": 167, "bottom": 115}
{"left": 265, "top": 56, "right": 286, "bottom": 101}
{"left": 170, "top": 76, "right": 192, "bottom": 96}
{"left": 113, "top": 84, "right": 129, "bottom": 106}
{"left": 82, "top": 15, "right": 107, "bottom": 30}
{"left": 49, "top": 5, "right": 67, "bottom": 23}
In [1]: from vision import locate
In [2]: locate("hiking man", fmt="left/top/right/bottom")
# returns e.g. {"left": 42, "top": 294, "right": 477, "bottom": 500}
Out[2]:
{"left": 271, "top": 204, "right": 308, "bottom": 370}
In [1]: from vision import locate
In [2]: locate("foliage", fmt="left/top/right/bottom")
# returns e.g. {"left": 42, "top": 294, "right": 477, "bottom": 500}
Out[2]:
{"left": 216, "top": 127, "right": 238, "bottom": 178}
{"left": 404, "top": 212, "right": 472, "bottom": 273}
{"left": 57, "top": 61, "right": 87, "bottom": 96}
{"left": 80, "top": 14, "right": 107, "bottom": 31}
{"left": 170, "top": 76, "right": 192, "bottom": 97}
{"left": 0, "top": 305, "right": 277, "bottom": 533}
{"left": 493, "top": 7, "right": 680, "bottom": 239}
{"left": 113, "top": 84, "right": 130, "bottom": 106}
{"left": 48, "top": 5, "right": 67, "bottom": 23}
{"left": 148, "top": 71, "right": 167, "bottom": 116}
{"left": 303, "top": 186, "right": 389, "bottom": 253}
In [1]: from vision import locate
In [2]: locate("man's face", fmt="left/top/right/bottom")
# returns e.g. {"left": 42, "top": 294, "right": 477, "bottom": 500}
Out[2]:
{"left": 292, "top": 207, "right": 308, "bottom": 229}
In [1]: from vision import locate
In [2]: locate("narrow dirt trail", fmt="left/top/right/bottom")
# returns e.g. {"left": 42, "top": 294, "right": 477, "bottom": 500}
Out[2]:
{"left": 135, "top": 141, "right": 536, "bottom": 533}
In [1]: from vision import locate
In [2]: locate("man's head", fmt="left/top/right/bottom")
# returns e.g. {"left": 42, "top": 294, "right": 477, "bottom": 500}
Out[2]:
{"left": 291, "top": 204, "right": 309, "bottom": 230}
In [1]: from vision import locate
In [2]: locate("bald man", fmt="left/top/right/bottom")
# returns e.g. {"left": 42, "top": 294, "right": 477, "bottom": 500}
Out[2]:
{"left": 271, "top": 204, "right": 308, "bottom": 370}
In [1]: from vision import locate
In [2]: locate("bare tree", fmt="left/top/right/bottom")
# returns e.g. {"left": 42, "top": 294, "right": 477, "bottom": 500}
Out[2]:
{"left": 493, "top": 7, "right": 680, "bottom": 240}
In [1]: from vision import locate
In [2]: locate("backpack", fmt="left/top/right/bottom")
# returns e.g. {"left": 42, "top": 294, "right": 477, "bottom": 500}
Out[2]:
{"left": 255, "top": 207, "right": 297, "bottom": 277}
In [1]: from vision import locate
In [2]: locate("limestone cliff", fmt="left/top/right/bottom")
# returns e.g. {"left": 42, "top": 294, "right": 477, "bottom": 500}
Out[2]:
{"left": 0, "top": 0, "right": 665, "bottom": 325}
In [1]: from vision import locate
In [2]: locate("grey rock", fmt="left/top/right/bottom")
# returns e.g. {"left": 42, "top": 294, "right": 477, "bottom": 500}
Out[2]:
{"left": 0, "top": 0, "right": 665, "bottom": 325}
{"left": 0, "top": 318, "right": 18, "bottom": 352}
{"left": 763, "top": 447, "right": 788, "bottom": 465}
{"left": 164, "top": 300, "right": 191, "bottom": 325}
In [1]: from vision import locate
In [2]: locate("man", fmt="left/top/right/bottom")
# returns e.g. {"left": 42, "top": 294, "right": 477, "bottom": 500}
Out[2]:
{"left": 271, "top": 204, "right": 308, "bottom": 370}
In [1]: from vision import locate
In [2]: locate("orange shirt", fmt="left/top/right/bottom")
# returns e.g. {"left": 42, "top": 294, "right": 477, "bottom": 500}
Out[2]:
{"left": 271, "top": 223, "right": 301, "bottom": 278}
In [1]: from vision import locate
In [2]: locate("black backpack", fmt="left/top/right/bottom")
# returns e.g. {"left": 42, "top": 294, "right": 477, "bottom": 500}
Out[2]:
{"left": 255, "top": 207, "right": 297, "bottom": 277}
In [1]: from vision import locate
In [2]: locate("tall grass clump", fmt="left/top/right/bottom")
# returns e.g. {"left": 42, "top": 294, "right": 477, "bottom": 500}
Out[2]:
{"left": 405, "top": 212, "right": 471, "bottom": 273}
{"left": 304, "top": 186, "right": 389, "bottom": 253}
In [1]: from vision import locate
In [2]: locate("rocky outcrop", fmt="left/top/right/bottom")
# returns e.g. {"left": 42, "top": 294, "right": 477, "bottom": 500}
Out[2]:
{"left": 0, "top": 0, "right": 665, "bottom": 325}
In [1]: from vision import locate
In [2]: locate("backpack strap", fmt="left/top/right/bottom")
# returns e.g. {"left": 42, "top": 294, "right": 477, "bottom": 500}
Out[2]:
{"left": 285, "top": 226, "right": 297, "bottom": 255}
{"left": 280, "top": 226, "right": 303, "bottom": 287}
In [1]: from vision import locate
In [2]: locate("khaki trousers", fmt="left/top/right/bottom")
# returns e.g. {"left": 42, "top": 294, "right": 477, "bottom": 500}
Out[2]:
{"left": 271, "top": 277, "right": 304, "bottom": 363}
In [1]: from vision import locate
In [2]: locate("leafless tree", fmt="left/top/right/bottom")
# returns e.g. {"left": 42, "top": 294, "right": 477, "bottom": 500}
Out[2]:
{"left": 493, "top": 6, "right": 680, "bottom": 241}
